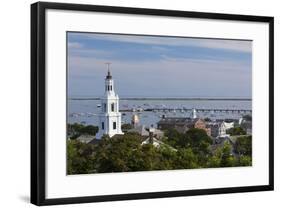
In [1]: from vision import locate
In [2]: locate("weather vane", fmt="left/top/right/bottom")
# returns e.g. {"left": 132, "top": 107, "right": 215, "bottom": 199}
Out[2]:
{"left": 105, "top": 62, "right": 111, "bottom": 72}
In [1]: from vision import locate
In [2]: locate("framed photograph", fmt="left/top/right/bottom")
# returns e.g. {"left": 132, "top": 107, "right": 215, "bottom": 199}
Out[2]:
{"left": 31, "top": 2, "right": 274, "bottom": 206}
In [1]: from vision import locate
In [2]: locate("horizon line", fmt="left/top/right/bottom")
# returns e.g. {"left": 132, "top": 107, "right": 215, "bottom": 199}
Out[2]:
{"left": 68, "top": 97, "right": 252, "bottom": 101}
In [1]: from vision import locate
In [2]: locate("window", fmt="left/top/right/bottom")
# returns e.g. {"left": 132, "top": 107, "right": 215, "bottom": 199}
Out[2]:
{"left": 113, "top": 122, "right": 116, "bottom": 130}
{"left": 103, "top": 103, "right": 106, "bottom": 112}
{"left": 111, "top": 103, "right": 114, "bottom": 112}
{"left": 110, "top": 85, "right": 112, "bottom": 90}
{"left": 102, "top": 122, "right": 104, "bottom": 130}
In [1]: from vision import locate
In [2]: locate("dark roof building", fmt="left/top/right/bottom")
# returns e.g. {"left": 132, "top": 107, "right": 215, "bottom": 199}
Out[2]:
{"left": 157, "top": 117, "right": 211, "bottom": 136}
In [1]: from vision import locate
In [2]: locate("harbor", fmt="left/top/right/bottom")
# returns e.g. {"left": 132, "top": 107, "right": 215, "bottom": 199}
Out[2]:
{"left": 68, "top": 98, "right": 252, "bottom": 127}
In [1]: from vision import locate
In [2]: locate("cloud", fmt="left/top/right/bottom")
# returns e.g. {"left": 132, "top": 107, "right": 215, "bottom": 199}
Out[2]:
{"left": 69, "top": 51, "right": 251, "bottom": 75}
{"left": 67, "top": 32, "right": 252, "bottom": 97}
{"left": 194, "top": 39, "right": 252, "bottom": 53}
{"left": 68, "top": 42, "right": 83, "bottom": 49}
{"left": 68, "top": 54, "right": 251, "bottom": 98}
{"left": 69, "top": 48, "right": 113, "bottom": 58}
{"left": 68, "top": 40, "right": 114, "bottom": 59}
{"left": 69, "top": 33, "right": 252, "bottom": 53}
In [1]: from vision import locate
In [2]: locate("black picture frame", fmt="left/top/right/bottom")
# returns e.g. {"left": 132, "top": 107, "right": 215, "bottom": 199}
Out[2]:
{"left": 31, "top": 1, "right": 274, "bottom": 206}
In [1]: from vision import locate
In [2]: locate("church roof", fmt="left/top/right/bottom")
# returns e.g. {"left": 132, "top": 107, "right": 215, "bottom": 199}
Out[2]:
{"left": 128, "top": 125, "right": 149, "bottom": 136}
{"left": 157, "top": 117, "right": 203, "bottom": 125}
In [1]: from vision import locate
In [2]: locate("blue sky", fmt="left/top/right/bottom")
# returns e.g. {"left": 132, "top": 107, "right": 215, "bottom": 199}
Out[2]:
{"left": 67, "top": 32, "right": 252, "bottom": 98}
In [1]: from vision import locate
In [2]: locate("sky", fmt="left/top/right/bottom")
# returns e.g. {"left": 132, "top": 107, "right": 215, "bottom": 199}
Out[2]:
{"left": 67, "top": 32, "right": 252, "bottom": 98}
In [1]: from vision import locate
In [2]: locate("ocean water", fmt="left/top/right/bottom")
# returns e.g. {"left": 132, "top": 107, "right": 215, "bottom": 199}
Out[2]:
{"left": 68, "top": 99, "right": 252, "bottom": 127}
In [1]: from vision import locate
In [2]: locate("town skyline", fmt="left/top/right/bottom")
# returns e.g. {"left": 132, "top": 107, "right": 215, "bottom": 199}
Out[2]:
{"left": 68, "top": 32, "right": 252, "bottom": 98}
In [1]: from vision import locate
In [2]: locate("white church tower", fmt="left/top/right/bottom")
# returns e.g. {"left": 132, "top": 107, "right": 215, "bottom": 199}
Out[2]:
{"left": 96, "top": 63, "right": 124, "bottom": 139}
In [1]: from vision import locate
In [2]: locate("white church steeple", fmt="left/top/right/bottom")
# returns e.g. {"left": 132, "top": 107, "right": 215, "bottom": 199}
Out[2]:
{"left": 96, "top": 63, "right": 124, "bottom": 139}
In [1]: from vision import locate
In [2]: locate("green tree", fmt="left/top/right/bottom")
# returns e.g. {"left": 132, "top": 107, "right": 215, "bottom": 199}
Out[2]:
{"left": 243, "top": 114, "right": 252, "bottom": 121}
{"left": 67, "top": 140, "right": 95, "bottom": 174}
{"left": 93, "top": 133, "right": 143, "bottom": 172}
{"left": 139, "top": 144, "right": 162, "bottom": 170}
{"left": 156, "top": 146, "right": 178, "bottom": 170}
{"left": 67, "top": 128, "right": 252, "bottom": 174}
{"left": 163, "top": 128, "right": 183, "bottom": 148}
{"left": 220, "top": 142, "right": 237, "bottom": 167}
{"left": 68, "top": 123, "right": 98, "bottom": 139}
{"left": 207, "top": 155, "right": 221, "bottom": 168}
{"left": 204, "top": 117, "right": 212, "bottom": 122}
{"left": 234, "top": 136, "right": 252, "bottom": 156}
{"left": 80, "top": 125, "right": 99, "bottom": 135}
{"left": 175, "top": 148, "right": 198, "bottom": 169}
{"left": 164, "top": 128, "right": 213, "bottom": 167}
{"left": 121, "top": 123, "right": 134, "bottom": 131}
{"left": 227, "top": 127, "right": 246, "bottom": 136}
{"left": 238, "top": 155, "right": 252, "bottom": 166}
{"left": 184, "top": 128, "right": 213, "bottom": 161}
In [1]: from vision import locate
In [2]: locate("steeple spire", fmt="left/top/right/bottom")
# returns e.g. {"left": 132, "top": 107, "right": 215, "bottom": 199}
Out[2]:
{"left": 96, "top": 62, "right": 123, "bottom": 139}
{"left": 105, "top": 62, "right": 112, "bottom": 79}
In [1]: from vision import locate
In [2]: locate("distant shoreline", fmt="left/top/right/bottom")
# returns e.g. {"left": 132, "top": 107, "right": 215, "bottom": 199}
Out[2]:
{"left": 69, "top": 97, "right": 252, "bottom": 101}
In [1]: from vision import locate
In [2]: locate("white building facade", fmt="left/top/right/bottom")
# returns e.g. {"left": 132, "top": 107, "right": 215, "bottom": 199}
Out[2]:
{"left": 95, "top": 69, "right": 123, "bottom": 139}
{"left": 216, "top": 121, "right": 233, "bottom": 138}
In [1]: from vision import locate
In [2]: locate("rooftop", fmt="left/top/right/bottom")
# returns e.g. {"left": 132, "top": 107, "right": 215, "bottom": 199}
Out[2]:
{"left": 158, "top": 117, "right": 202, "bottom": 125}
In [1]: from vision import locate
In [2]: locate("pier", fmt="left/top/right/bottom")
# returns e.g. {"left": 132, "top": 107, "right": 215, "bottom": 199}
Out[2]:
{"left": 120, "top": 108, "right": 252, "bottom": 114}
